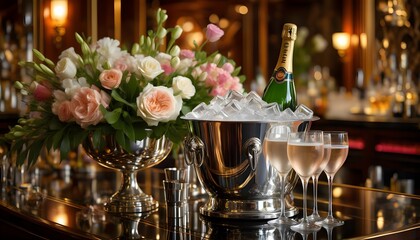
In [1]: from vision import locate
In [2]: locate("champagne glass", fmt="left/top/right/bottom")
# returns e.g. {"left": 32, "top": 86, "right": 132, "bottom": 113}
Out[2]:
{"left": 321, "top": 131, "right": 349, "bottom": 226}
{"left": 308, "top": 133, "right": 331, "bottom": 222}
{"left": 263, "top": 124, "right": 298, "bottom": 226}
{"left": 287, "top": 131, "right": 324, "bottom": 233}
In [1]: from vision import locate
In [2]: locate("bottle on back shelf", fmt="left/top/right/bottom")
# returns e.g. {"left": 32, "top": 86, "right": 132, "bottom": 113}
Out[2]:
{"left": 391, "top": 74, "right": 405, "bottom": 117}
{"left": 262, "top": 23, "right": 298, "bottom": 111}
{"left": 404, "top": 69, "right": 418, "bottom": 118}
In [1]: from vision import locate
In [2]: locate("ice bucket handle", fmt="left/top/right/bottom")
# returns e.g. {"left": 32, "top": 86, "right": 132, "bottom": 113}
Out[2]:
{"left": 183, "top": 135, "right": 204, "bottom": 167}
{"left": 244, "top": 137, "right": 261, "bottom": 172}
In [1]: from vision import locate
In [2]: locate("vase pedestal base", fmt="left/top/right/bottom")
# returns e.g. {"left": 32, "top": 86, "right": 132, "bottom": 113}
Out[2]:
{"left": 104, "top": 194, "right": 159, "bottom": 213}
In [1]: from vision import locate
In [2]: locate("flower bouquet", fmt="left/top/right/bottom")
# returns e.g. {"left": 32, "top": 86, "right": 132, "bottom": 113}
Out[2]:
{"left": 2, "top": 8, "right": 245, "bottom": 166}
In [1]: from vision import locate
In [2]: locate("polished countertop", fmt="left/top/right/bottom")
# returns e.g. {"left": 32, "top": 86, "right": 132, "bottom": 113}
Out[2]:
{"left": 0, "top": 162, "right": 419, "bottom": 239}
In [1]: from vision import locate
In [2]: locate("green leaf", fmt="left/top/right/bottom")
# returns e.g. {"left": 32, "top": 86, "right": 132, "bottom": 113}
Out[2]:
{"left": 44, "top": 135, "right": 54, "bottom": 150}
{"left": 71, "top": 129, "right": 88, "bottom": 149}
{"left": 132, "top": 122, "right": 149, "bottom": 140}
{"left": 111, "top": 118, "right": 125, "bottom": 130}
{"left": 122, "top": 121, "right": 135, "bottom": 141}
{"left": 60, "top": 134, "right": 71, "bottom": 160}
{"left": 150, "top": 125, "right": 167, "bottom": 139}
{"left": 126, "top": 74, "right": 140, "bottom": 98}
{"left": 49, "top": 118, "right": 64, "bottom": 130}
{"left": 27, "top": 141, "right": 44, "bottom": 167}
{"left": 17, "top": 148, "right": 28, "bottom": 166}
{"left": 166, "top": 121, "right": 189, "bottom": 143}
{"left": 115, "top": 130, "right": 130, "bottom": 152}
{"left": 232, "top": 66, "right": 242, "bottom": 76}
{"left": 111, "top": 90, "right": 136, "bottom": 109}
{"left": 101, "top": 106, "right": 122, "bottom": 124}
{"left": 52, "top": 128, "right": 65, "bottom": 149}
{"left": 93, "top": 128, "right": 104, "bottom": 150}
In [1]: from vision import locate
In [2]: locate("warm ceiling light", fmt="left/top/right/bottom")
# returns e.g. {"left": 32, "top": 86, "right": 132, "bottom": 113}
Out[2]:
{"left": 209, "top": 14, "right": 219, "bottom": 24}
{"left": 182, "top": 21, "right": 194, "bottom": 32}
{"left": 332, "top": 32, "right": 350, "bottom": 50}
{"left": 219, "top": 18, "right": 229, "bottom": 29}
{"left": 332, "top": 32, "right": 350, "bottom": 58}
{"left": 51, "top": 0, "right": 68, "bottom": 26}
{"left": 50, "top": 0, "right": 68, "bottom": 48}
{"left": 235, "top": 5, "right": 248, "bottom": 15}
{"left": 360, "top": 33, "right": 367, "bottom": 49}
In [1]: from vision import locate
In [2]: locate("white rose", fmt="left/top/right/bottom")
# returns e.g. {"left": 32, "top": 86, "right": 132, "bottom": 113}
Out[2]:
{"left": 55, "top": 57, "right": 77, "bottom": 79}
{"left": 62, "top": 77, "right": 89, "bottom": 97}
{"left": 138, "top": 56, "right": 164, "bottom": 80}
{"left": 136, "top": 83, "right": 182, "bottom": 126}
{"left": 59, "top": 47, "right": 80, "bottom": 66}
{"left": 176, "top": 58, "right": 193, "bottom": 75}
{"left": 191, "top": 67, "right": 203, "bottom": 80}
{"left": 172, "top": 76, "right": 196, "bottom": 99}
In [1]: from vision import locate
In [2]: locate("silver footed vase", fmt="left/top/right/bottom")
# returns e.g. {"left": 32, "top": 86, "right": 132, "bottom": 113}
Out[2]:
{"left": 83, "top": 134, "right": 173, "bottom": 213}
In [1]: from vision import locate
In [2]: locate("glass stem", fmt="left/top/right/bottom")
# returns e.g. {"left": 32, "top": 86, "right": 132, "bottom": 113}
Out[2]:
{"left": 312, "top": 175, "right": 319, "bottom": 215}
{"left": 327, "top": 174, "right": 335, "bottom": 218}
{"left": 280, "top": 174, "right": 286, "bottom": 217}
{"left": 301, "top": 177, "right": 309, "bottom": 223}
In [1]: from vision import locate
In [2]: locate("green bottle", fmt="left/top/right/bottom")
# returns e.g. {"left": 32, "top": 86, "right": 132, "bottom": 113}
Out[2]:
{"left": 262, "top": 23, "right": 298, "bottom": 111}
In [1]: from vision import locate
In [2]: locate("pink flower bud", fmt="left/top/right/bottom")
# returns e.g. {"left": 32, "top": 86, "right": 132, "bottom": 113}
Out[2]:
{"left": 33, "top": 83, "right": 52, "bottom": 101}
{"left": 206, "top": 24, "right": 224, "bottom": 42}
{"left": 180, "top": 49, "right": 195, "bottom": 59}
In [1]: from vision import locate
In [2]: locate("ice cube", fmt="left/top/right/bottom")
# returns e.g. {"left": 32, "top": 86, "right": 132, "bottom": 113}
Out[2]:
{"left": 247, "top": 98, "right": 264, "bottom": 112}
{"left": 221, "top": 99, "right": 242, "bottom": 117}
{"left": 225, "top": 90, "right": 244, "bottom": 102}
{"left": 210, "top": 95, "right": 227, "bottom": 108}
{"left": 184, "top": 111, "right": 199, "bottom": 119}
{"left": 262, "top": 102, "right": 281, "bottom": 117}
{"left": 236, "top": 107, "right": 254, "bottom": 120}
{"left": 213, "top": 111, "right": 228, "bottom": 120}
{"left": 201, "top": 109, "right": 218, "bottom": 120}
{"left": 294, "top": 104, "right": 313, "bottom": 119}
{"left": 244, "top": 91, "right": 263, "bottom": 102}
{"left": 192, "top": 102, "right": 208, "bottom": 114}
{"left": 281, "top": 108, "right": 297, "bottom": 120}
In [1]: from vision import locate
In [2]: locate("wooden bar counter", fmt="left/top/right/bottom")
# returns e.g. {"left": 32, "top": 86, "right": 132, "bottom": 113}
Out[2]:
{"left": 0, "top": 164, "right": 418, "bottom": 239}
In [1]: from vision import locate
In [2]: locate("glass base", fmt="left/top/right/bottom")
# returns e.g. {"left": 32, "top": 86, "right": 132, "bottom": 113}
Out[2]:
{"left": 291, "top": 221, "right": 321, "bottom": 233}
{"left": 268, "top": 216, "right": 298, "bottom": 226}
{"left": 321, "top": 217, "right": 344, "bottom": 227}
{"left": 307, "top": 213, "right": 323, "bottom": 223}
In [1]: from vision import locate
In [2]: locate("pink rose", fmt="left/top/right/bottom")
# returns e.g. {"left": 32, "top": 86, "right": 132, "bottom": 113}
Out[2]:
{"left": 161, "top": 63, "right": 174, "bottom": 75}
{"left": 55, "top": 100, "right": 74, "bottom": 122}
{"left": 99, "top": 69, "right": 122, "bottom": 90}
{"left": 33, "top": 83, "right": 52, "bottom": 101}
{"left": 230, "top": 76, "right": 244, "bottom": 92}
{"left": 179, "top": 49, "right": 195, "bottom": 59}
{"left": 206, "top": 24, "right": 224, "bottom": 42}
{"left": 222, "top": 62, "right": 234, "bottom": 73}
{"left": 71, "top": 86, "right": 111, "bottom": 128}
{"left": 136, "top": 84, "right": 182, "bottom": 126}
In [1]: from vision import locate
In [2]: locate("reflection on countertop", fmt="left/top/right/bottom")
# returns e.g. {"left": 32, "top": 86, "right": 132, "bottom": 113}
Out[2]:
{"left": 0, "top": 160, "right": 419, "bottom": 239}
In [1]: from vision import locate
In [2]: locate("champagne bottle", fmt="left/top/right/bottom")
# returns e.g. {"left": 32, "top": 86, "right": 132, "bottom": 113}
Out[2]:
{"left": 262, "top": 23, "right": 298, "bottom": 111}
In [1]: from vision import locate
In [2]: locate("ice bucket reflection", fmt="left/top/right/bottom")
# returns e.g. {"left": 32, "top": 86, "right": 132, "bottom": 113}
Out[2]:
{"left": 184, "top": 118, "right": 316, "bottom": 219}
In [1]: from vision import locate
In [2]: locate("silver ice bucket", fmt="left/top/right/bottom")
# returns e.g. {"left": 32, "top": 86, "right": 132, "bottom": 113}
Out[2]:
{"left": 183, "top": 118, "right": 316, "bottom": 219}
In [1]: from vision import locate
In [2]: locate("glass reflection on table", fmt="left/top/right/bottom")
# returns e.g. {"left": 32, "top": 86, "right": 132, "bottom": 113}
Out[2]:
{"left": 0, "top": 161, "right": 418, "bottom": 239}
